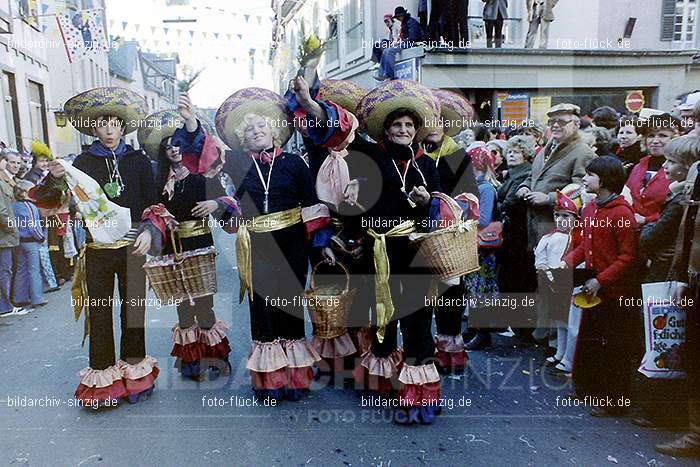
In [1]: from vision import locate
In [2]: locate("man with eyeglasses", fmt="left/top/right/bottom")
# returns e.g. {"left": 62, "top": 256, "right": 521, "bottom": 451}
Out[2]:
{"left": 516, "top": 103, "right": 596, "bottom": 344}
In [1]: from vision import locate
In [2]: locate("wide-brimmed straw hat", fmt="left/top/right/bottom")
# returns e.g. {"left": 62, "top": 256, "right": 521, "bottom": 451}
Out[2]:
{"left": 356, "top": 79, "right": 440, "bottom": 142}
{"left": 318, "top": 79, "right": 367, "bottom": 113}
{"left": 215, "top": 87, "right": 293, "bottom": 151}
{"left": 432, "top": 89, "right": 476, "bottom": 137}
{"left": 138, "top": 110, "right": 218, "bottom": 159}
{"left": 137, "top": 110, "right": 183, "bottom": 159}
{"left": 64, "top": 87, "right": 148, "bottom": 135}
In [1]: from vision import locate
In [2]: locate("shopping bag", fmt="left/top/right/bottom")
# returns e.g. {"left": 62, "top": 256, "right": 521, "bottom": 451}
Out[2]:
{"left": 57, "top": 159, "right": 132, "bottom": 244}
{"left": 638, "top": 281, "right": 687, "bottom": 379}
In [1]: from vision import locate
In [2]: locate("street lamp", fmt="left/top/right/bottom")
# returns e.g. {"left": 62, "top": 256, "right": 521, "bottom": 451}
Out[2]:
{"left": 54, "top": 110, "right": 67, "bottom": 127}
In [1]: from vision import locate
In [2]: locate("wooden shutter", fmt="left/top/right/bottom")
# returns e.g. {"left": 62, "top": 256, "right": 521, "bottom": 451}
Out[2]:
{"left": 660, "top": 0, "right": 676, "bottom": 41}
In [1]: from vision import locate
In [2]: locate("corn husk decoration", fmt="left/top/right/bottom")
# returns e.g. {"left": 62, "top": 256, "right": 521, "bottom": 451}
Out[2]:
{"left": 178, "top": 66, "right": 204, "bottom": 93}
{"left": 296, "top": 25, "right": 327, "bottom": 83}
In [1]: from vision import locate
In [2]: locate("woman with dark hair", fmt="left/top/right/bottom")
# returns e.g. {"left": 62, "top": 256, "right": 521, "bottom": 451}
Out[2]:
{"left": 352, "top": 80, "right": 443, "bottom": 424}
{"left": 615, "top": 115, "right": 643, "bottom": 174}
{"left": 563, "top": 155, "right": 640, "bottom": 417}
{"left": 137, "top": 94, "right": 233, "bottom": 382}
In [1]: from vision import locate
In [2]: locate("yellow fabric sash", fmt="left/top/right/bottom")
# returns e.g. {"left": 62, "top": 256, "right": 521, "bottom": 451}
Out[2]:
{"left": 236, "top": 207, "right": 303, "bottom": 303}
{"left": 367, "top": 220, "right": 416, "bottom": 343}
{"left": 422, "top": 135, "right": 462, "bottom": 163}
{"left": 178, "top": 218, "right": 212, "bottom": 239}
{"left": 72, "top": 239, "right": 132, "bottom": 346}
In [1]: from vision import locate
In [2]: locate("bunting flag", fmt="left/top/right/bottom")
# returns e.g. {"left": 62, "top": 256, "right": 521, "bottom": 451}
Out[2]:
{"left": 164, "top": 27, "right": 169, "bottom": 35}
{"left": 57, "top": 9, "right": 110, "bottom": 63}
{"left": 121, "top": 21, "right": 127, "bottom": 30}
{"left": 134, "top": 24, "right": 140, "bottom": 32}
{"left": 41, "top": 2, "right": 49, "bottom": 14}
{"left": 244, "top": 15, "right": 250, "bottom": 23}
{"left": 151, "top": 25, "right": 156, "bottom": 34}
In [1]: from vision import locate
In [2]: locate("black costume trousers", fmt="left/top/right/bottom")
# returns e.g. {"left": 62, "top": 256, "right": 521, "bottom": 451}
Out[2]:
{"left": 369, "top": 237, "right": 435, "bottom": 364}
{"left": 85, "top": 245, "right": 147, "bottom": 370}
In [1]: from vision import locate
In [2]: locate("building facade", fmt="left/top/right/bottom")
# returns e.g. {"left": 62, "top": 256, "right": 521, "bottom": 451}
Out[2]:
{"left": 1, "top": 0, "right": 111, "bottom": 156}
{"left": 271, "top": 0, "right": 700, "bottom": 123}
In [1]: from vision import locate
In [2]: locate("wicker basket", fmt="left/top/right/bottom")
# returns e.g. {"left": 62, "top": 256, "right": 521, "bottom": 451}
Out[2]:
{"left": 143, "top": 231, "right": 217, "bottom": 305}
{"left": 305, "top": 262, "right": 356, "bottom": 339}
{"left": 411, "top": 192, "right": 480, "bottom": 280}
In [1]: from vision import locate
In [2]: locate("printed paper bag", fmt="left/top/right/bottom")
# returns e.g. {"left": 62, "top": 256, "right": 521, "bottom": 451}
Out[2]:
{"left": 58, "top": 159, "right": 132, "bottom": 244}
{"left": 638, "top": 281, "right": 686, "bottom": 379}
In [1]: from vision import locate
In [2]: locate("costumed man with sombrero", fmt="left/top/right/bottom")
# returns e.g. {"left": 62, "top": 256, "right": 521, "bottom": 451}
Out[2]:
{"left": 216, "top": 76, "right": 354, "bottom": 402}
{"left": 349, "top": 79, "right": 444, "bottom": 425}
{"left": 32, "top": 87, "right": 159, "bottom": 405}
{"left": 421, "top": 89, "right": 479, "bottom": 375}
{"left": 137, "top": 93, "right": 234, "bottom": 382}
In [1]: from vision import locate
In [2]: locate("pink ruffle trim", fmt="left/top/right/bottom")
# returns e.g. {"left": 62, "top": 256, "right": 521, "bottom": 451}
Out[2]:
{"left": 398, "top": 363, "right": 441, "bottom": 385}
{"left": 283, "top": 338, "right": 321, "bottom": 368}
{"left": 247, "top": 338, "right": 320, "bottom": 373}
{"left": 311, "top": 333, "right": 357, "bottom": 358}
{"left": 246, "top": 340, "right": 288, "bottom": 373}
{"left": 172, "top": 323, "right": 199, "bottom": 346}
{"left": 77, "top": 364, "right": 123, "bottom": 388}
{"left": 199, "top": 320, "right": 230, "bottom": 346}
{"left": 360, "top": 349, "right": 403, "bottom": 379}
{"left": 118, "top": 356, "right": 158, "bottom": 381}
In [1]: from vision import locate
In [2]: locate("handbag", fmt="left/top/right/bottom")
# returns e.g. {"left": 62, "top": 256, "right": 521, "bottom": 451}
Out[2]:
{"left": 477, "top": 221, "right": 503, "bottom": 249}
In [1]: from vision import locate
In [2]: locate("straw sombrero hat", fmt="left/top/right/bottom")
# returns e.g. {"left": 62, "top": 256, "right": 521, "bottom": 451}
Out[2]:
{"left": 137, "top": 110, "right": 183, "bottom": 158}
{"left": 64, "top": 87, "right": 147, "bottom": 135}
{"left": 215, "top": 88, "right": 293, "bottom": 151}
{"left": 432, "top": 89, "right": 476, "bottom": 137}
{"left": 318, "top": 79, "right": 367, "bottom": 113}
{"left": 138, "top": 110, "right": 218, "bottom": 158}
{"left": 356, "top": 80, "right": 440, "bottom": 142}
{"left": 573, "top": 292, "right": 602, "bottom": 309}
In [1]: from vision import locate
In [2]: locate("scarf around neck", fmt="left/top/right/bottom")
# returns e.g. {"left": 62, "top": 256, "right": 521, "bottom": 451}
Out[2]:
{"left": 247, "top": 147, "right": 282, "bottom": 165}
{"left": 89, "top": 139, "right": 128, "bottom": 158}
{"left": 163, "top": 164, "right": 191, "bottom": 201}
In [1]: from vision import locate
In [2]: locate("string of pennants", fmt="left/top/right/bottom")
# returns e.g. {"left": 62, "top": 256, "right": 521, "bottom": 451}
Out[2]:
{"left": 17, "top": 2, "right": 274, "bottom": 36}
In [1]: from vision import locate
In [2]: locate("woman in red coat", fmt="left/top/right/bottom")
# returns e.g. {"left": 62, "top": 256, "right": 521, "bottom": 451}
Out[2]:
{"left": 622, "top": 113, "right": 680, "bottom": 228}
{"left": 564, "top": 156, "right": 641, "bottom": 417}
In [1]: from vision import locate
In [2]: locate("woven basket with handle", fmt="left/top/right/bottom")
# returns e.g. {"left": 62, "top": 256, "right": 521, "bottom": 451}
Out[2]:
{"left": 304, "top": 261, "right": 356, "bottom": 339}
{"left": 143, "top": 230, "right": 217, "bottom": 305}
{"left": 411, "top": 192, "right": 480, "bottom": 280}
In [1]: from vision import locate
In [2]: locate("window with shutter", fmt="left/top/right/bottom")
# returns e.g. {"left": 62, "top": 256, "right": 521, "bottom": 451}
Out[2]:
{"left": 661, "top": 0, "right": 677, "bottom": 40}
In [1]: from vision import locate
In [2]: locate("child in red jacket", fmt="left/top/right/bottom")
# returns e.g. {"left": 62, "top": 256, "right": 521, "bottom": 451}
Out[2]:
{"left": 563, "top": 156, "right": 641, "bottom": 417}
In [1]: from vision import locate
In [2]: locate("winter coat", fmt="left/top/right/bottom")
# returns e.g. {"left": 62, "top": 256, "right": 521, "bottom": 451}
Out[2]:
{"left": 519, "top": 132, "right": 597, "bottom": 250}
{"left": 564, "top": 195, "right": 640, "bottom": 300}
{"left": 483, "top": 0, "right": 508, "bottom": 21}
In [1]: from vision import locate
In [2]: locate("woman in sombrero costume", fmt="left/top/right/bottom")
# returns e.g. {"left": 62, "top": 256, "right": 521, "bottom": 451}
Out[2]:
{"left": 33, "top": 87, "right": 159, "bottom": 405}
{"left": 421, "top": 89, "right": 479, "bottom": 375}
{"left": 349, "top": 79, "right": 444, "bottom": 424}
{"left": 137, "top": 94, "right": 233, "bottom": 382}
{"left": 217, "top": 77, "right": 354, "bottom": 401}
